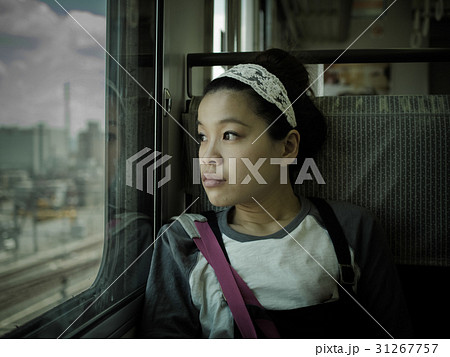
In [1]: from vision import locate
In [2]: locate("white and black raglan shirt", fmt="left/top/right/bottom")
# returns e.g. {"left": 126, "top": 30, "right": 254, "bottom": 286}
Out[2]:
{"left": 139, "top": 196, "right": 412, "bottom": 338}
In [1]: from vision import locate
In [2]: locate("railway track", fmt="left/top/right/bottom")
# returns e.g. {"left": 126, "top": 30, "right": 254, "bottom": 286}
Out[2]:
{"left": 0, "top": 234, "right": 103, "bottom": 334}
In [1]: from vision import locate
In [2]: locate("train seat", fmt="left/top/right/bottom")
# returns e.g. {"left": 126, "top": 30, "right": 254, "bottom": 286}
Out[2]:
{"left": 181, "top": 94, "right": 450, "bottom": 337}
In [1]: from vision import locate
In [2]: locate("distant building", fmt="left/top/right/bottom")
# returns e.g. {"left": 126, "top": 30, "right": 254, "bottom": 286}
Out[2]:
{"left": 0, "top": 124, "right": 69, "bottom": 177}
{"left": 0, "top": 126, "right": 39, "bottom": 175}
{"left": 76, "top": 120, "right": 105, "bottom": 207}
{"left": 77, "top": 120, "right": 104, "bottom": 167}
{"left": 37, "top": 123, "right": 69, "bottom": 174}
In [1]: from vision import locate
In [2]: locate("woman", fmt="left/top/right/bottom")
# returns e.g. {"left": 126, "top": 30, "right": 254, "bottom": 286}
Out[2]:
{"left": 139, "top": 49, "right": 412, "bottom": 338}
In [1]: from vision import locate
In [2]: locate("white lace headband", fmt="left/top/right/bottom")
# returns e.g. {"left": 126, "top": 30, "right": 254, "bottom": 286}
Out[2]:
{"left": 217, "top": 63, "right": 297, "bottom": 128}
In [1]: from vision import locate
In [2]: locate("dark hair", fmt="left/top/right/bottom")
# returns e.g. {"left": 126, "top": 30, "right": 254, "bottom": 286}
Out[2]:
{"left": 202, "top": 48, "right": 327, "bottom": 185}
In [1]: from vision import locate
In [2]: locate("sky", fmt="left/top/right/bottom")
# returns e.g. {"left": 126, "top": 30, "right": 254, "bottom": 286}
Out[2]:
{"left": 0, "top": 0, "right": 107, "bottom": 135}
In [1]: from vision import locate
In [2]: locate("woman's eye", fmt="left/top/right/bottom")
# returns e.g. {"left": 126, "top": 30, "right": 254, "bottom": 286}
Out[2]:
{"left": 223, "top": 131, "right": 238, "bottom": 141}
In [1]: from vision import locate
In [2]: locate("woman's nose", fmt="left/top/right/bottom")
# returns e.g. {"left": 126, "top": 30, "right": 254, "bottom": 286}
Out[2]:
{"left": 200, "top": 156, "right": 223, "bottom": 166}
{"left": 200, "top": 140, "right": 222, "bottom": 165}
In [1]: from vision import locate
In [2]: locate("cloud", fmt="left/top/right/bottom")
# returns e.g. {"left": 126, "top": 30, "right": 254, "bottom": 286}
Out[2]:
{"left": 0, "top": 0, "right": 106, "bottom": 136}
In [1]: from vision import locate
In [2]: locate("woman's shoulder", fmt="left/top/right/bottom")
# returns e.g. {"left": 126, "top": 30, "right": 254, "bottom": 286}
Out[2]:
{"left": 157, "top": 208, "right": 229, "bottom": 238}
{"left": 326, "top": 199, "right": 378, "bottom": 221}
{"left": 305, "top": 197, "right": 378, "bottom": 225}
{"left": 306, "top": 197, "right": 385, "bottom": 249}
{"left": 158, "top": 213, "right": 203, "bottom": 239}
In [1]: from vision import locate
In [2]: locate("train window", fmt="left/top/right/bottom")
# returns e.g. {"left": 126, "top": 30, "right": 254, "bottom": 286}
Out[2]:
{"left": 1, "top": 0, "right": 158, "bottom": 338}
{"left": 211, "top": 0, "right": 262, "bottom": 79}
{"left": 212, "top": 0, "right": 226, "bottom": 78}
{"left": 0, "top": 0, "right": 106, "bottom": 335}
{"left": 213, "top": 0, "right": 226, "bottom": 53}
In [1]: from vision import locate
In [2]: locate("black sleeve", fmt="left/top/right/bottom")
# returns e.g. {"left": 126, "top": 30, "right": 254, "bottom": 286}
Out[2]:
{"left": 138, "top": 222, "right": 202, "bottom": 338}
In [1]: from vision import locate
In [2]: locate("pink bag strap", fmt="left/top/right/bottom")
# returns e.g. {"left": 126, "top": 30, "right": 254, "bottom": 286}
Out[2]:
{"left": 194, "top": 220, "right": 280, "bottom": 338}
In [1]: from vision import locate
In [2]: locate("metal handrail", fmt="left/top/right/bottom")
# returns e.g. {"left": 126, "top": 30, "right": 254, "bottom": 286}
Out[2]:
{"left": 186, "top": 48, "right": 450, "bottom": 97}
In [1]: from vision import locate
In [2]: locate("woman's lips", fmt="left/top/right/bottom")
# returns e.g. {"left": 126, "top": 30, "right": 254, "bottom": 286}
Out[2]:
{"left": 202, "top": 173, "right": 226, "bottom": 187}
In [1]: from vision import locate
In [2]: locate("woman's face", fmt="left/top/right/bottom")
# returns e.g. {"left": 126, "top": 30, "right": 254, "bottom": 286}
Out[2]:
{"left": 197, "top": 90, "right": 287, "bottom": 207}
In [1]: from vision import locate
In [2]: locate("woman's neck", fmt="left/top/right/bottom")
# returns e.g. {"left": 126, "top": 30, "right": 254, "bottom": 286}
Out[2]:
{"left": 228, "top": 184, "right": 301, "bottom": 236}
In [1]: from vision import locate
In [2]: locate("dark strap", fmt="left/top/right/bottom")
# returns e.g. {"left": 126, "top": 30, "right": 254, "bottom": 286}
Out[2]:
{"left": 199, "top": 212, "right": 270, "bottom": 308}
{"left": 194, "top": 214, "right": 280, "bottom": 338}
{"left": 307, "top": 197, "right": 355, "bottom": 290}
{"left": 201, "top": 211, "right": 231, "bottom": 263}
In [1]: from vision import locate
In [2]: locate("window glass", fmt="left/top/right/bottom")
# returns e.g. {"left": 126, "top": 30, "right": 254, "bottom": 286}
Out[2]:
{"left": 240, "top": 0, "right": 255, "bottom": 52}
{"left": 0, "top": 0, "right": 106, "bottom": 335}
{"left": 212, "top": 0, "right": 226, "bottom": 78}
{"left": 100, "top": 0, "right": 156, "bottom": 308}
{"left": 1, "top": 0, "right": 158, "bottom": 338}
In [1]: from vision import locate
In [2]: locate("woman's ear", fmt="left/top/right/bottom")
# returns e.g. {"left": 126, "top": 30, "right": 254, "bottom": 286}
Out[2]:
{"left": 282, "top": 129, "right": 300, "bottom": 160}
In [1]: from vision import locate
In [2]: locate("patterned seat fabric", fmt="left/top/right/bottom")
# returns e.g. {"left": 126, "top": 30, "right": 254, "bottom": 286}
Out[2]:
{"left": 182, "top": 95, "right": 449, "bottom": 266}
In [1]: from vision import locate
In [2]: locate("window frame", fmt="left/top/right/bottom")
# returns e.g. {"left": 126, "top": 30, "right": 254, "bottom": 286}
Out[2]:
{"left": 2, "top": 0, "right": 163, "bottom": 338}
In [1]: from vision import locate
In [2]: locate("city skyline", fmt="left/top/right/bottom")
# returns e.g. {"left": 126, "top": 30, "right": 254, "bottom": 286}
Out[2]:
{"left": 0, "top": 0, "right": 106, "bottom": 136}
{"left": 0, "top": 118, "right": 105, "bottom": 176}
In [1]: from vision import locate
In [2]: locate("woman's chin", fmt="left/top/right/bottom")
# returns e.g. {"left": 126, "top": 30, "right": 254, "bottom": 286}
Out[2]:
{"left": 207, "top": 197, "right": 231, "bottom": 207}
{"left": 204, "top": 190, "right": 234, "bottom": 207}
